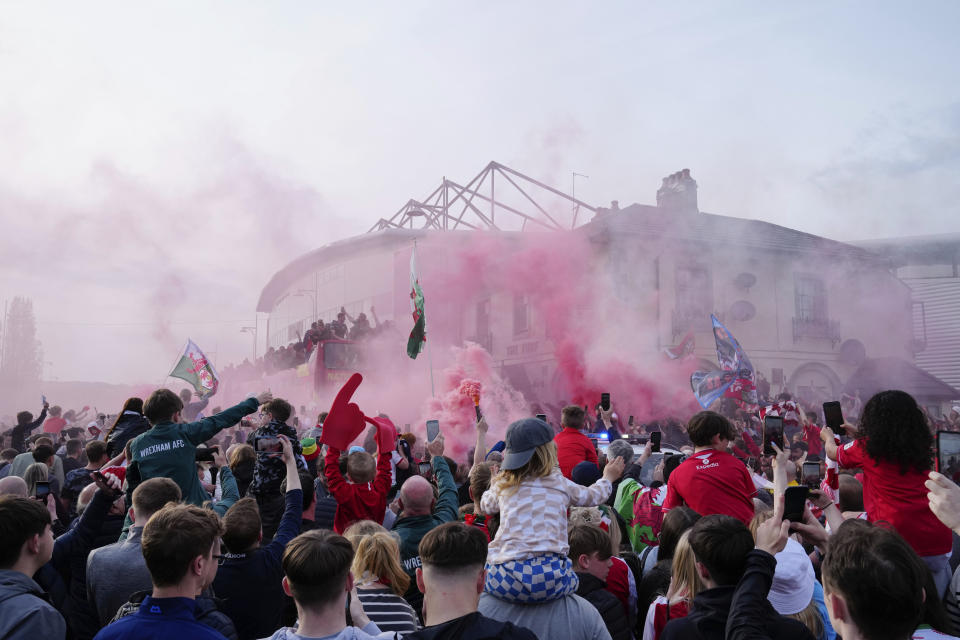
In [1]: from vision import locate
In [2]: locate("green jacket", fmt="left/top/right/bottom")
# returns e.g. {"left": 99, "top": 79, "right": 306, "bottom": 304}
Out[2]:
{"left": 392, "top": 456, "right": 459, "bottom": 617}
{"left": 128, "top": 397, "right": 259, "bottom": 506}
{"left": 614, "top": 477, "right": 665, "bottom": 552}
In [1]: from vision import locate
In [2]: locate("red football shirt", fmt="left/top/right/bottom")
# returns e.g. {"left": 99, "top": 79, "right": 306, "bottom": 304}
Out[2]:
{"left": 43, "top": 416, "right": 67, "bottom": 434}
{"left": 555, "top": 427, "right": 598, "bottom": 479}
{"left": 837, "top": 438, "right": 951, "bottom": 556}
{"left": 803, "top": 424, "right": 824, "bottom": 457}
{"left": 663, "top": 449, "right": 756, "bottom": 524}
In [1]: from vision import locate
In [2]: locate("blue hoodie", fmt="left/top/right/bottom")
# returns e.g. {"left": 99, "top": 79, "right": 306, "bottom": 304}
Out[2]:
{"left": 93, "top": 596, "right": 228, "bottom": 640}
{"left": 0, "top": 570, "right": 66, "bottom": 640}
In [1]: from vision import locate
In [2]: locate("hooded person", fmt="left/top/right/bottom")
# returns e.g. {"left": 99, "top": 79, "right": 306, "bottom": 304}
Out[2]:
{"left": 767, "top": 538, "right": 831, "bottom": 640}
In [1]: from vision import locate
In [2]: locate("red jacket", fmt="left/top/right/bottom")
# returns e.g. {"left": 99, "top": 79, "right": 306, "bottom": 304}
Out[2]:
{"left": 324, "top": 446, "right": 392, "bottom": 534}
{"left": 555, "top": 427, "right": 598, "bottom": 479}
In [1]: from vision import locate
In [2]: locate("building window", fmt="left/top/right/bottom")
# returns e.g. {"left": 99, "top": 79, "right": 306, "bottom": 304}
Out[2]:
{"left": 672, "top": 264, "right": 713, "bottom": 338}
{"left": 676, "top": 265, "right": 713, "bottom": 315}
{"left": 795, "top": 275, "right": 827, "bottom": 321}
{"left": 476, "top": 299, "right": 491, "bottom": 338}
{"left": 513, "top": 294, "right": 529, "bottom": 335}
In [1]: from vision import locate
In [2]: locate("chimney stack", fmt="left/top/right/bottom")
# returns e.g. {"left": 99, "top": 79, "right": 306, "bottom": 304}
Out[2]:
{"left": 656, "top": 169, "right": 698, "bottom": 214}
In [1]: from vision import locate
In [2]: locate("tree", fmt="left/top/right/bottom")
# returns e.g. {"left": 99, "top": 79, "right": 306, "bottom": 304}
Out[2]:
{"left": 0, "top": 297, "right": 43, "bottom": 386}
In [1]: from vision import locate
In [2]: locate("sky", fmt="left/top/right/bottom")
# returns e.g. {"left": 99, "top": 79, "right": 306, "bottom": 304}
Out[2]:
{"left": 1, "top": 1, "right": 959, "bottom": 384}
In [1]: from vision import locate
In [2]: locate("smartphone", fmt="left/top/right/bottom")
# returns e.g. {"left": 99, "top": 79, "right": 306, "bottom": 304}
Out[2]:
{"left": 426, "top": 420, "right": 440, "bottom": 443}
{"left": 41, "top": 394, "right": 47, "bottom": 405}
{"left": 936, "top": 431, "right": 960, "bottom": 477}
{"left": 195, "top": 447, "right": 218, "bottom": 462}
{"left": 763, "top": 416, "right": 784, "bottom": 456}
{"left": 255, "top": 435, "right": 282, "bottom": 454}
{"left": 783, "top": 486, "right": 809, "bottom": 522}
{"left": 536, "top": 413, "right": 547, "bottom": 422}
{"left": 418, "top": 461, "right": 432, "bottom": 476}
{"left": 628, "top": 415, "right": 634, "bottom": 427}
{"left": 802, "top": 461, "right": 821, "bottom": 488}
{"left": 35, "top": 481, "right": 51, "bottom": 499}
{"left": 601, "top": 393, "right": 611, "bottom": 412}
{"left": 651, "top": 431, "right": 661, "bottom": 453}
{"left": 93, "top": 470, "right": 107, "bottom": 484}
{"left": 823, "top": 401, "right": 844, "bottom": 431}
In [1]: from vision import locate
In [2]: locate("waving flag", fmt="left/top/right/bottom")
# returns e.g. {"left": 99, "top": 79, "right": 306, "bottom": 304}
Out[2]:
{"left": 664, "top": 330, "right": 695, "bottom": 360}
{"left": 170, "top": 339, "right": 220, "bottom": 399}
{"left": 406, "top": 245, "right": 426, "bottom": 359}
{"left": 690, "top": 315, "right": 758, "bottom": 411}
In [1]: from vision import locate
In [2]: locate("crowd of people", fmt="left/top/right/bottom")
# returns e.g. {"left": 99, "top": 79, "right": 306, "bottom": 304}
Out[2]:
{"left": 2, "top": 384, "right": 960, "bottom": 640}
{"left": 222, "top": 306, "right": 397, "bottom": 381}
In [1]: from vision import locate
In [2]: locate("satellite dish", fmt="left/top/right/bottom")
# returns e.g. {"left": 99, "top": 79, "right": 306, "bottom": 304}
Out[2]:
{"left": 729, "top": 300, "right": 756, "bottom": 322}
{"left": 839, "top": 339, "right": 867, "bottom": 366}
{"left": 735, "top": 272, "right": 757, "bottom": 290}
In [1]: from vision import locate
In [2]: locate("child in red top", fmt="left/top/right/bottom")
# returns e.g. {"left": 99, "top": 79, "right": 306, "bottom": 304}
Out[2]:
{"left": 821, "top": 390, "right": 952, "bottom": 595}
{"left": 324, "top": 440, "right": 393, "bottom": 534}
{"left": 663, "top": 411, "right": 756, "bottom": 524}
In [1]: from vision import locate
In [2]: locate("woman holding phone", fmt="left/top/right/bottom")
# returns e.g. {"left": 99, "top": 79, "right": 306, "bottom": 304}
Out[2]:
{"left": 820, "top": 389, "right": 952, "bottom": 596}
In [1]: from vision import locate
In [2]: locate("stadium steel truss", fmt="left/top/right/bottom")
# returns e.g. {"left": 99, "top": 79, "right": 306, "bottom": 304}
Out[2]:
{"left": 367, "top": 161, "right": 597, "bottom": 233}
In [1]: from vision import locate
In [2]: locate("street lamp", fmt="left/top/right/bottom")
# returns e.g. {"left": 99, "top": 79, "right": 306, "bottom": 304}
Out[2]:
{"left": 295, "top": 289, "right": 317, "bottom": 321}
{"left": 240, "top": 326, "right": 257, "bottom": 361}
{"left": 571, "top": 171, "right": 589, "bottom": 227}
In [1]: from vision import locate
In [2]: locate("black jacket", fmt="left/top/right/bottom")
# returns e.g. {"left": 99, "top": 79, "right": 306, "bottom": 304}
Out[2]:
{"left": 575, "top": 572, "right": 631, "bottom": 640}
{"left": 11, "top": 407, "right": 47, "bottom": 453}
{"left": 725, "top": 550, "right": 817, "bottom": 640}
{"left": 661, "top": 565, "right": 815, "bottom": 640}
{"left": 105, "top": 412, "right": 151, "bottom": 459}
{"left": 405, "top": 611, "right": 538, "bottom": 640}
{"left": 313, "top": 477, "right": 337, "bottom": 530}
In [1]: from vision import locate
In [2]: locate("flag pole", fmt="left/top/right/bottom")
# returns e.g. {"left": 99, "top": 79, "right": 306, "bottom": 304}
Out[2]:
{"left": 427, "top": 318, "right": 435, "bottom": 399}
{"left": 414, "top": 240, "right": 436, "bottom": 398}
{"left": 160, "top": 339, "right": 188, "bottom": 388}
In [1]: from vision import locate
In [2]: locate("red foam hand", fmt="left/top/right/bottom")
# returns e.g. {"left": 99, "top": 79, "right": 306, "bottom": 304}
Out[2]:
{"left": 319, "top": 373, "right": 367, "bottom": 451}
{"left": 370, "top": 415, "right": 398, "bottom": 454}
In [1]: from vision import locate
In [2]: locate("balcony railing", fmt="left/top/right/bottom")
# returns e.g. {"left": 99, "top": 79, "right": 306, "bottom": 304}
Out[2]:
{"left": 792, "top": 317, "right": 841, "bottom": 346}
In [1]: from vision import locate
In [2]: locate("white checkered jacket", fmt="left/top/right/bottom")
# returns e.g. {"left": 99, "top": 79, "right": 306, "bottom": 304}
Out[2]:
{"left": 481, "top": 468, "right": 612, "bottom": 565}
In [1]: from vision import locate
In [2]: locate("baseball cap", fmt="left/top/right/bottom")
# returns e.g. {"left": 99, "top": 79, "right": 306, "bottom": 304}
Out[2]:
{"left": 502, "top": 418, "right": 554, "bottom": 471}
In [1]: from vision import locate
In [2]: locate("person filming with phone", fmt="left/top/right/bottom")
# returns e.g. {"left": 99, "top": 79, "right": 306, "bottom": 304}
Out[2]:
{"left": 820, "top": 389, "right": 952, "bottom": 596}
{"left": 248, "top": 398, "right": 306, "bottom": 542}
{"left": 392, "top": 429, "right": 459, "bottom": 621}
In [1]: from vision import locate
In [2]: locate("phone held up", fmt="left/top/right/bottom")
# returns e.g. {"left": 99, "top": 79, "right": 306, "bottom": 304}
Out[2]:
{"left": 650, "top": 431, "right": 661, "bottom": 453}
{"left": 255, "top": 435, "right": 283, "bottom": 455}
{"left": 783, "top": 486, "right": 809, "bottom": 522}
{"left": 801, "top": 461, "right": 821, "bottom": 488}
{"left": 600, "top": 393, "right": 611, "bottom": 412}
{"left": 823, "top": 401, "right": 844, "bottom": 431}
{"left": 35, "top": 480, "right": 51, "bottom": 500}
{"left": 936, "top": 430, "right": 960, "bottom": 477}
{"left": 536, "top": 414, "right": 547, "bottom": 422}
{"left": 426, "top": 420, "right": 440, "bottom": 443}
{"left": 763, "top": 416, "right": 784, "bottom": 456}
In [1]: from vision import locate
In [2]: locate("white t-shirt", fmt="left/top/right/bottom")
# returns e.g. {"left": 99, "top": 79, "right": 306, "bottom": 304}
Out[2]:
{"left": 390, "top": 451, "right": 403, "bottom": 486}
